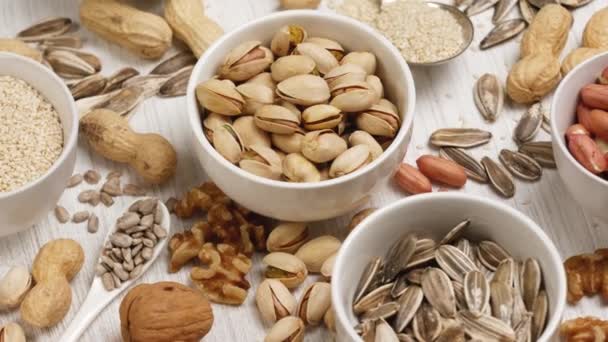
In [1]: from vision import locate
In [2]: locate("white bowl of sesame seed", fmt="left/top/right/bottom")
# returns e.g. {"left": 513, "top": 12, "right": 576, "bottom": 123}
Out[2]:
{"left": 0, "top": 53, "right": 78, "bottom": 237}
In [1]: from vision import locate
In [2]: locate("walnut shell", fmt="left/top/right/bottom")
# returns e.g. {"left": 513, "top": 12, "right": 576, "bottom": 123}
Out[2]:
{"left": 583, "top": 7, "right": 608, "bottom": 49}
{"left": 520, "top": 4, "right": 572, "bottom": 58}
{"left": 507, "top": 52, "right": 561, "bottom": 104}
{"left": 120, "top": 282, "right": 213, "bottom": 342}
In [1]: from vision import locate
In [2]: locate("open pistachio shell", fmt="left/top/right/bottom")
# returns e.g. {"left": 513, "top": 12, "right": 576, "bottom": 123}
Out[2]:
{"left": 271, "top": 55, "right": 316, "bottom": 82}
{"left": 329, "top": 145, "right": 372, "bottom": 178}
{"left": 236, "top": 83, "right": 274, "bottom": 115}
{"left": 270, "top": 25, "right": 308, "bottom": 57}
{"left": 255, "top": 105, "right": 301, "bottom": 134}
{"left": 366, "top": 75, "right": 383, "bottom": 102}
{"left": 263, "top": 252, "right": 308, "bottom": 289}
{"left": 305, "top": 37, "right": 345, "bottom": 61}
{"left": 0, "top": 322, "right": 26, "bottom": 342}
{"left": 267, "top": 222, "right": 309, "bottom": 253}
{"left": 272, "top": 130, "right": 306, "bottom": 154}
{"left": 233, "top": 115, "right": 271, "bottom": 148}
{"left": 276, "top": 74, "right": 330, "bottom": 106}
{"left": 247, "top": 72, "right": 277, "bottom": 92}
{"left": 294, "top": 42, "right": 338, "bottom": 75}
{"left": 324, "top": 63, "right": 367, "bottom": 90}
{"left": 283, "top": 153, "right": 321, "bottom": 183}
{"left": 265, "top": 316, "right": 305, "bottom": 342}
{"left": 219, "top": 41, "right": 274, "bottom": 81}
{"left": 277, "top": 100, "right": 301, "bottom": 118}
{"left": 0, "top": 266, "right": 32, "bottom": 309}
{"left": 341, "top": 51, "right": 377, "bottom": 75}
{"left": 330, "top": 80, "right": 377, "bottom": 112}
{"left": 301, "top": 129, "right": 348, "bottom": 163}
{"left": 349, "top": 130, "right": 383, "bottom": 160}
{"left": 356, "top": 101, "right": 401, "bottom": 137}
{"left": 297, "top": 282, "right": 332, "bottom": 325}
{"left": 213, "top": 123, "right": 244, "bottom": 163}
{"left": 239, "top": 145, "right": 283, "bottom": 180}
{"left": 302, "top": 104, "right": 343, "bottom": 131}
{"left": 203, "top": 113, "right": 232, "bottom": 141}
{"left": 256, "top": 279, "right": 297, "bottom": 325}
{"left": 196, "top": 79, "right": 244, "bottom": 116}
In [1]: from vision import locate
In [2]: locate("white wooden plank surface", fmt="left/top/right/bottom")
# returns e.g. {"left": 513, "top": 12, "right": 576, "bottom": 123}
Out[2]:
{"left": 0, "top": 0, "right": 606, "bottom": 341}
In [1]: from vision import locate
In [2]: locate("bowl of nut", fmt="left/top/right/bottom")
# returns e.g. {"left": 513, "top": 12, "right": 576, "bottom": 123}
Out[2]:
{"left": 187, "top": 10, "right": 415, "bottom": 222}
{"left": 0, "top": 53, "right": 79, "bottom": 237}
{"left": 551, "top": 52, "right": 608, "bottom": 220}
{"left": 332, "top": 193, "right": 566, "bottom": 342}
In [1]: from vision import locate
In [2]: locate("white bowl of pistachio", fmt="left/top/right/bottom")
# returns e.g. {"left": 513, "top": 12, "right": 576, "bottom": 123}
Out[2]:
{"left": 187, "top": 10, "right": 415, "bottom": 221}
{"left": 332, "top": 193, "right": 566, "bottom": 342}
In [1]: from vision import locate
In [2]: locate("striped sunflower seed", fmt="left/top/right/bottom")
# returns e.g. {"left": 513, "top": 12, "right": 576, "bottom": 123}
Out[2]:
{"left": 452, "top": 280, "right": 468, "bottom": 310}
{"left": 430, "top": 128, "right": 492, "bottom": 148}
{"left": 514, "top": 313, "right": 532, "bottom": 342}
{"left": 103, "top": 67, "right": 140, "bottom": 94}
{"left": 39, "top": 35, "right": 82, "bottom": 48}
{"left": 440, "top": 147, "right": 488, "bottom": 183}
{"left": 480, "top": 19, "right": 527, "bottom": 50}
{"left": 499, "top": 149, "right": 542, "bottom": 181}
{"left": 456, "top": 238, "right": 475, "bottom": 260}
{"left": 457, "top": 311, "right": 516, "bottom": 341}
{"left": 406, "top": 239, "right": 436, "bottom": 269}
{"left": 406, "top": 268, "right": 425, "bottom": 285}
{"left": 17, "top": 17, "right": 72, "bottom": 41}
{"left": 493, "top": 258, "right": 515, "bottom": 287}
{"left": 375, "top": 319, "right": 399, "bottom": 341}
{"left": 354, "top": 283, "right": 392, "bottom": 315}
{"left": 440, "top": 219, "right": 470, "bottom": 245}
{"left": 412, "top": 302, "right": 442, "bottom": 342}
{"left": 514, "top": 103, "right": 544, "bottom": 143}
{"left": 361, "top": 301, "right": 399, "bottom": 322}
{"left": 436, "top": 324, "right": 466, "bottom": 342}
{"left": 466, "top": 0, "right": 500, "bottom": 16}
{"left": 46, "top": 50, "right": 96, "bottom": 79}
{"left": 93, "top": 86, "right": 145, "bottom": 118}
{"left": 391, "top": 273, "right": 410, "bottom": 298}
{"left": 394, "top": 285, "right": 424, "bottom": 332}
{"left": 482, "top": 157, "right": 515, "bottom": 198}
{"left": 493, "top": 0, "right": 519, "bottom": 23}
{"left": 519, "top": 0, "right": 537, "bottom": 24}
{"left": 436, "top": 245, "right": 479, "bottom": 282}
{"left": 159, "top": 65, "right": 193, "bottom": 97}
{"left": 70, "top": 74, "right": 107, "bottom": 100}
{"left": 521, "top": 258, "right": 541, "bottom": 311}
{"left": 464, "top": 270, "right": 490, "bottom": 317}
{"left": 542, "top": 109, "right": 551, "bottom": 133}
{"left": 123, "top": 74, "right": 170, "bottom": 99}
{"left": 150, "top": 51, "right": 197, "bottom": 75}
{"left": 421, "top": 267, "right": 456, "bottom": 318}
{"left": 511, "top": 264, "right": 529, "bottom": 327}
{"left": 46, "top": 47, "right": 101, "bottom": 72}
{"left": 489, "top": 281, "right": 514, "bottom": 324}
{"left": 477, "top": 241, "right": 511, "bottom": 271}
{"left": 383, "top": 234, "right": 417, "bottom": 282}
{"left": 473, "top": 74, "right": 503, "bottom": 121}
{"left": 518, "top": 141, "right": 556, "bottom": 168}
{"left": 531, "top": 290, "right": 548, "bottom": 340}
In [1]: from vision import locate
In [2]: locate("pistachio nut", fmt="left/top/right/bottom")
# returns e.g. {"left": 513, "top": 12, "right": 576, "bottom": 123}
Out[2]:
{"left": 294, "top": 42, "right": 338, "bottom": 75}
{"left": 349, "top": 130, "right": 383, "bottom": 160}
{"left": 304, "top": 37, "right": 345, "bottom": 61}
{"left": 366, "top": 74, "right": 383, "bottom": 102}
{"left": 348, "top": 207, "right": 377, "bottom": 231}
{"left": 276, "top": 74, "right": 330, "bottom": 106}
{"left": 0, "top": 266, "right": 32, "bottom": 309}
{"left": 263, "top": 252, "right": 308, "bottom": 289}
{"left": 272, "top": 130, "right": 305, "bottom": 154}
{"left": 270, "top": 25, "right": 308, "bottom": 57}
{"left": 283, "top": 153, "right": 321, "bottom": 183}
{"left": 203, "top": 112, "right": 232, "bottom": 141}
{"left": 301, "top": 129, "right": 347, "bottom": 163}
{"left": 302, "top": 104, "right": 343, "bottom": 131}
{"left": 297, "top": 282, "right": 332, "bottom": 325}
{"left": 271, "top": 55, "right": 317, "bottom": 82}
{"left": 356, "top": 101, "right": 401, "bottom": 138}
{"left": 247, "top": 72, "right": 277, "bottom": 92}
{"left": 324, "top": 306, "right": 336, "bottom": 332}
{"left": 341, "top": 51, "right": 377, "bottom": 75}
{"left": 196, "top": 79, "right": 245, "bottom": 116}
{"left": 277, "top": 100, "right": 301, "bottom": 118}
{"left": 264, "top": 316, "right": 305, "bottom": 342}
{"left": 295, "top": 235, "right": 341, "bottom": 272}
{"left": 236, "top": 83, "right": 274, "bottom": 115}
{"left": 0, "top": 322, "right": 26, "bottom": 342}
{"left": 256, "top": 279, "right": 297, "bottom": 325}
{"left": 233, "top": 115, "right": 271, "bottom": 148}
{"left": 240, "top": 145, "right": 283, "bottom": 180}
{"left": 330, "top": 80, "right": 377, "bottom": 112}
{"left": 219, "top": 41, "right": 274, "bottom": 81}
{"left": 213, "top": 123, "right": 244, "bottom": 163}
{"left": 267, "top": 222, "right": 309, "bottom": 253}
{"left": 255, "top": 105, "right": 301, "bottom": 134}
{"left": 320, "top": 252, "right": 337, "bottom": 279}
{"left": 329, "top": 145, "right": 372, "bottom": 178}
{"left": 324, "top": 63, "right": 367, "bottom": 90}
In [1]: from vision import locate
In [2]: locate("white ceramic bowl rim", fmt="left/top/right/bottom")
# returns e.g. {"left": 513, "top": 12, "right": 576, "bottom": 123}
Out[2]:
{"left": 187, "top": 10, "right": 416, "bottom": 190}
{"left": 0, "top": 52, "right": 79, "bottom": 199}
{"left": 550, "top": 51, "right": 608, "bottom": 187}
{"left": 332, "top": 192, "right": 566, "bottom": 342}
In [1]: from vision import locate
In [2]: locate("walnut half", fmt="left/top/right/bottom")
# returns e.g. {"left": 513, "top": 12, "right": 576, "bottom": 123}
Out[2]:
{"left": 564, "top": 248, "right": 608, "bottom": 304}
{"left": 561, "top": 317, "right": 608, "bottom": 342}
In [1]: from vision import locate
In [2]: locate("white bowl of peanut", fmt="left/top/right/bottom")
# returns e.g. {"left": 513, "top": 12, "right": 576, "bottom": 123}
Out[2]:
{"left": 186, "top": 10, "right": 416, "bottom": 221}
{"left": 0, "top": 53, "right": 79, "bottom": 237}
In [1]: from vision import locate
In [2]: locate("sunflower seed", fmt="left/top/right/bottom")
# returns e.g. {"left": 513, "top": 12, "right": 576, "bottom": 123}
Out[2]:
{"left": 384, "top": 234, "right": 418, "bottom": 282}
{"left": 456, "top": 239, "right": 475, "bottom": 260}
{"left": 512, "top": 275, "right": 528, "bottom": 327}
{"left": 123, "top": 184, "right": 146, "bottom": 196}
{"left": 514, "top": 103, "right": 544, "bottom": 143}
{"left": 54, "top": 205, "right": 70, "bottom": 223}
{"left": 356, "top": 320, "right": 376, "bottom": 340}
{"left": 466, "top": 0, "right": 500, "bottom": 16}
{"left": 39, "top": 35, "right": 82, "bottom": 48}
{"left": 499, "top": 149, "right": 543, "bottom": 181}
{"left": 72, "top": 210, "right": 90, "bottom": 223}
{"left": 151, "top": 51, "right": 197, "bottom": 75}
{"left": 493, "top": 0, "right": 519, "bottom": 23}
{"left": 457, "top": 311, "right": 516, "bottom": 341}
{"left": 481, "top": 19, "right": 527, "bottom": 50}
{"left": 531, "top": 290, "right": 548, "bottom": 340}
{"left": 103, "top": 67, "right": 140, "bottom": 94}
{"left": 376, "top": 319, "right": 399, "bottom": 341}
{"left": 412, "top": 302, "right": 442, "bottom": 342}
{"left": 519, "top": 0, "right": 538, "bottom": 24}
{"left": 123, "top": 74, "right": 170, "bottom": 99}
{"left": 362, "top": 301, "right": 400, "bottom": 322}
{"left": 482, "top": 157, "right": 515, "bottom": 198}
{"left": 391, "top": 273, "right": 410, "bottom": 298}
{"left": 436, "top": 324, "right": 466, "bottom": 342}
{"left": 396, "top": 333, "right": 416, "bottom": 342}
{"left": 440, "top": 219, "right": 470, "bottom": 245}
{"left": 17, "top": 17, "right": 72, "bottom": 41}
{"left": 559, "top": 0, "right": 594, "bottom": 7}
{"left": 489, "top": 281, "right": 514, "bottom": 324}
{"left": 407, "top": 239, "right": 437, "bottom": 269}
{"left": 527, "top": 0, "right": 557, "bottom": 7}
{"left": 67, "top": 173, "right": 83, "bottom": 187}
{"left": 518, "top": 141, "right": 556, "bottom": 168}
{"left": 514, "top": 313, "right": 532, "bottom": 342}
{"left": 452, "top": 281, "right": 468, "bottom": 310}
{"left": 46, "top": 50, "right": 96, "bottom": 79}
{"left": 430, "top": 129, "right": 492, "bottom": 148}
{"left": 406, "top": 269, "right": 425, "bottom": 285}
{"left": 70, "top": 74, "right": 107, "bottom": 100}
{"left": 46, "top": 47, "right": 101, "bottom": 72}
{"left": 422, "top": 267, "right": 456, "bottom": 317}
{"left": 473, "top": 74, "right": 504, "bottom": 122}
{"left": 493, "top": 258, "right": 515, "bottom": 287}
{"left": 394, "top": 285, "right": 424, "bottom": 332}
{"left": 159, "top": 65, "right": 193, "bottom": 97}
{"left": 521, "top": 258, "right": 541, "bottom": 311}
{"left": 102, "top": 177, "right": 122, "bottom": 196}
{"left": 478, "top": 241, "right": 511, "bottom": 271}
{"left": 440, "top": 148, "right": 488, "bottom": 183}
{"left": 436, "top": 245, "right": 479, "bottom": 282}
{"left": 464, "top": 270, "right": 490, "bottom": 317}
{"left": 76, "top": 90, "right": 119, "bottom": 117}
{"left": 87, "top": 213, "right": 99, "bottom": 233}
{"left": 93, "top": 86, "right": 145, "bottom": 118}
{"left": 354, "top": 283, "right": 392, "bottom": 314}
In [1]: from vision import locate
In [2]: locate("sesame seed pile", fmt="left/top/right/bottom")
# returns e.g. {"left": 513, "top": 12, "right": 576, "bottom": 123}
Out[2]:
{"left": 0, "top": 76, "right": 64, "bottom": 192}
{"left": 334, "top": 0, "right": 465, "bottom": 64}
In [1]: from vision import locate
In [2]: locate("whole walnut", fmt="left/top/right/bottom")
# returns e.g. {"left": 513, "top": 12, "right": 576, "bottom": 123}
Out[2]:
{"left": 119, "top": 282, "right": 213, "bottom": 342}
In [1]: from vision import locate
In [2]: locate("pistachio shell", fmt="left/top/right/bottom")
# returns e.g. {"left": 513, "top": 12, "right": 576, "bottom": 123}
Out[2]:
{"left": 297, "top": 282, "right": 332, "bottom": 325}
{"left": 265, "top": 316, "right": 305, "bottom": 342}
{"left": 330, "top": 81, "right": 377, "bottom": 112}
{"left": 277, "top": 100, "right": 301, "bottom": 118}
{"left": 233, "top": 116, "right": 271, "bottom": 148}
{"left": 270, "top": 25, "right": 308, "bottom": 57}
{"left": 283, "top": 153, "right": 321, "bottom": 183}
{"left": 302, "top": 104, "right": 343, "bottom": 130}
{"left": 366, "top": 75, "right": 383, "bottom": 102}
{"left": 236, "top": 83, "right": 275, "bottom": 115}
{"left": 263, "top": 252, "right": 308, "bottom": 288}
{"left": 255, "top": 105, "right": 301, "bottom": 134}
{"left": 324, "top": 63, "right": 367, "bottom": 89}
{"left": 329, "top": 145, "right": 372, "bottom": 178}
{"left": 203, "top": 113, "right": 231, "bottom": 141}
{"left": 0, "top": 266, "right": 32, "bottom": 309}
{"left": 271, "top": 55, "right": 316, "bottom": 82}
{"left": 213, "top": 124, "right": 244, "bottom": 163}
{"left": 295, "top": 235, "right": 341, "bottom": 273}
{"left": 272, "top": 130, "right": 305, "bottom": 154}
{"left": 295, "top": 42, "right": 338, "bottom": 75}
{"left": 301, "top": 130, "right": 348, "bottom": 163}
{"left": 305, "top": 37, "right": 345, "bottom": 61}
{"left": 220, "top": 41, "right": 274, "bottom": 81}
{"left": 247, "top": 72, "right": 277, "bottom": 92}
{"left": 349, "top": 130, "right": 383, "bottom": 160}
{"left": 321, "top": 253, "right": 337, "bottom": 279}
{"left": 256, "top": 279, "right": 297, "bottom": 325}
{"left": 276, "top": 74, "right": 331, "bottom": 106}
{"left": 356, "top": 102, "right": 401, "bottom": 137}
{"left": 0, "top": 322, "right": 26, "bottom": 342}
{"left": 341, "top": 51, "right": 377, "bottom": 75}
{"left": 239, "top": 145, "right": 283, "bottom": 180}
{"left": 196, "top": 79, "right": 244, "bottom": 116}
{"left": 267, "top": 222, "right": 310, "bottom": 254}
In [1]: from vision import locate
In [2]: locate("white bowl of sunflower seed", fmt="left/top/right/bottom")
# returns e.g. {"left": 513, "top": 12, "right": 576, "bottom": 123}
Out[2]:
{"left": 332, "top": 193, "right": 566, "bottom": 342}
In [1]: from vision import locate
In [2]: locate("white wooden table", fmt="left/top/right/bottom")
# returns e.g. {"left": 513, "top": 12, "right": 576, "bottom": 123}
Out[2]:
{"left": 0, "top": 0, "right": 606, "bottom": 341}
